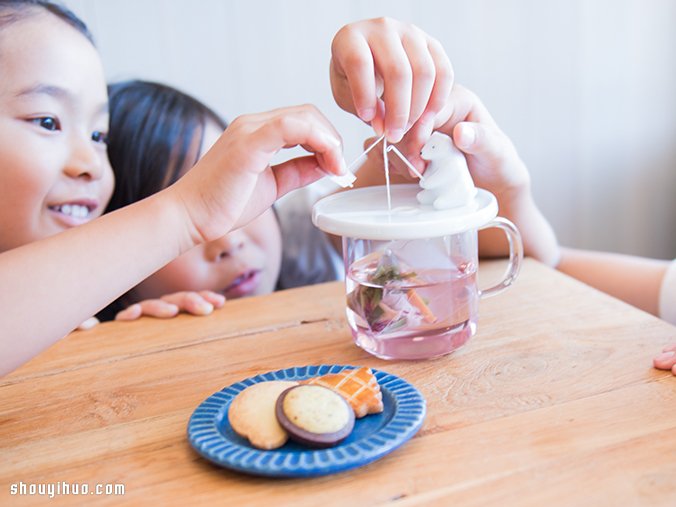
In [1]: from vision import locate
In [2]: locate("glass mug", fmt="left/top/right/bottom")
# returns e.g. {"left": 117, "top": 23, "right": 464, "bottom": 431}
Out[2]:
{"left": 313, "top": 184, "right": 523, "bottom": 360}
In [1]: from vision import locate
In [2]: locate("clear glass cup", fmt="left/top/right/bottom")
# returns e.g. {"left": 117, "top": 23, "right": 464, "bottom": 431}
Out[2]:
{"left": 313, "top": 184, "right": 523, "bottom": 360}
{"left": 342, "top": 218, "right": 522, "bottom": 360}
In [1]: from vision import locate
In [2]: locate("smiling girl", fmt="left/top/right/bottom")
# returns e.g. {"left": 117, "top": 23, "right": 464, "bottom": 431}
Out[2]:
{"left": 0, "top": 1, "right": 346, "bottom": 375}
{"left": 0, "top": 0, "right": 114, "bottom": 251}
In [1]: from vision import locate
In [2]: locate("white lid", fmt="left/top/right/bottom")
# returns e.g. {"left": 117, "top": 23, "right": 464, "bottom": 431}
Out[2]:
{"left": 312, "top": 184, "right": 498, "bottom": 240}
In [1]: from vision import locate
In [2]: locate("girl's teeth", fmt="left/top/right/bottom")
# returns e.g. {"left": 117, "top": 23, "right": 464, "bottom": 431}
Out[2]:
{"left": 58, "top": 204, "right": 90, "bottom": 218}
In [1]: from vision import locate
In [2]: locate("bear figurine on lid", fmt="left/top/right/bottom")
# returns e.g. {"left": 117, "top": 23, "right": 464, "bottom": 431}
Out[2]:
{"left": 417, "top": 132, "right": 477, "bottom": 210}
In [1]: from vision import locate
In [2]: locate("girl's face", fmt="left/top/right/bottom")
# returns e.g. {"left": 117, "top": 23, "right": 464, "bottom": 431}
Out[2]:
{"left": 0, "top": 12, "right": 114, "bottom": 252}
{"left": 131, "top": 122, "right": 283, "bottom": 301}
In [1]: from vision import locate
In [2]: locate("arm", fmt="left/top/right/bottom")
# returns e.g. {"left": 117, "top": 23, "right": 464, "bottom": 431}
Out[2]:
{"left": 0, "top": 194, "right": 185, "bottom": 375}
{"left": 557, "top": 247, "right": 669, "bottom": 316}
{"left": 0, "top": 105, "right": 345, "bottom": 376}
{"left": 558, "top": 249, "right": 676, "bottom": 376}
{"left": 477, "top": 185, "right": 560, "bottom": 267}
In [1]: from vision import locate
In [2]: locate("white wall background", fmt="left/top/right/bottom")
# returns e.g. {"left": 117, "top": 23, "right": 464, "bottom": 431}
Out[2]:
{"left": 65, "top": 0, "right": 676, "bottom": 259}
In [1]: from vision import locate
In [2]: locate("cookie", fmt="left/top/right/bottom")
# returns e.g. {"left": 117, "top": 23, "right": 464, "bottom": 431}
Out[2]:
{"left": 227, "top": 380, "right": 298, "bottom": 450}
{"left": 301, "top": 366, "right": 383, "bottom": 418}
{"left": 276, "top": 384, "right": 355, "bottom": 448}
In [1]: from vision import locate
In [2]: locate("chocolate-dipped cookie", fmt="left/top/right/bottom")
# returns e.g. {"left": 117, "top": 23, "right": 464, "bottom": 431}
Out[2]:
{"left": 275, "top": 384, "right": 355, "bottom": 448}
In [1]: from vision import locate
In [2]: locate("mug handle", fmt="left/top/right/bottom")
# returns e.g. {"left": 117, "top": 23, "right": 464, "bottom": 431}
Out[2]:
{"left": 478, "top": 217, "right": 524, "bottom": 298}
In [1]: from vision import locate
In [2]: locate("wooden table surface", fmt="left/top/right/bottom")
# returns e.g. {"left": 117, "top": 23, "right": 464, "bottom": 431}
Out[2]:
{"left": 1, "top": 259, "right": 675, "bottom": 506}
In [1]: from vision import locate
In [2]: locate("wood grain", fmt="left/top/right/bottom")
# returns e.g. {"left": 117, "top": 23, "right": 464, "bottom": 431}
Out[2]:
{"left": 1, "top": 259, "right": 675, "bottom": 506}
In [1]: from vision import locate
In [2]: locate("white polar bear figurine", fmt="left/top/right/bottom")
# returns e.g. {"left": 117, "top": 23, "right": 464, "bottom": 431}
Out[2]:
{"left": 417, "top": 132, "right": 477, "bottom": 210}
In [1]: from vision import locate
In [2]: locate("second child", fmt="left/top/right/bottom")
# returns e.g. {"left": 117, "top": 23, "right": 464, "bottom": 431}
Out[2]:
{"left": 99, "top": 80, "right": 344, "bottom": 321}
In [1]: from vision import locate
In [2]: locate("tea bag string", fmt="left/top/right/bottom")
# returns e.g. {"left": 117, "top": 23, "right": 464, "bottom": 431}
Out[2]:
{"left": 345, "top": 134, "right": 386, "bottom": 173}
{"left": 344, "top": 135, "right": 426, "bottom": 214}
{"left": 386, "top": 145, "right": 425, "bottom": 181}
{"left": 346, "top": 135, "right": 425, "bottom": 181}
{"left": 383, "top": 138, "right": 393, "bottom": 213}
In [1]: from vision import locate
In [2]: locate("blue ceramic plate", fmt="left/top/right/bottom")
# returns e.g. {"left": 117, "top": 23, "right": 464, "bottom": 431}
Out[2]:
{"left": 187, "top": 364, "right": 426, "bottom": 477}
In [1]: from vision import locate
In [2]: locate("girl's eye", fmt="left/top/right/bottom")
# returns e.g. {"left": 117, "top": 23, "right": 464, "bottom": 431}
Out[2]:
{"left": 32, "top": 116, "right": 60, "bottom": 131}
{"left": 91, "top": 131, "right": 109, "bottom": 145}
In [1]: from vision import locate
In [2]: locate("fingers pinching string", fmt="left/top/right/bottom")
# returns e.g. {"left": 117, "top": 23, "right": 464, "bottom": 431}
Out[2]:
{"left": 344, "top": 135, "right": 425, "bottom": 182}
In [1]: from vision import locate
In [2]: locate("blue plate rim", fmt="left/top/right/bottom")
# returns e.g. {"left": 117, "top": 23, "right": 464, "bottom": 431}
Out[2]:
{"left": 187, "top": 364, "right": 426, "bottom": 477}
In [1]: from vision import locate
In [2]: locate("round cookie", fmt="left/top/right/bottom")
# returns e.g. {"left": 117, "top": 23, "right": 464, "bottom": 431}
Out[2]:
{"left": 228, "top": 380, "right": 298, "bottom": 450}
{"left": 275, "top": 384, "right": 355, "bottom": 448}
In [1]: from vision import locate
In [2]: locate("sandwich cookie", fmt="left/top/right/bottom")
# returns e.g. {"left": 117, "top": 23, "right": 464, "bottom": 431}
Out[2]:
{"left": 275, "top": 384, "right": 355, "bottom": 448}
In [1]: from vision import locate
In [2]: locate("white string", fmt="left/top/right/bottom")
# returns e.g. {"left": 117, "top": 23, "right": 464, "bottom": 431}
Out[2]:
{"left": 386, "top": 145, "right": 425, "bottom": 182}
{"left": 343, "top": 134, "right": 426, "bottom": 215}
{"left": 383, "top": 138, "right": 392, "bottom": 213}
{"left": 344, "top": 134, "right": 425, "bottom": 182}
{"left": 345, "top": 134, "right": 386, "bottom": 173}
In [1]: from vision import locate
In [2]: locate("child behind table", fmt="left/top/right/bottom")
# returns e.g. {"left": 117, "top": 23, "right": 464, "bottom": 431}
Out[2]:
{"left": 99, "top": 80, "right": 343, "bottom": 321}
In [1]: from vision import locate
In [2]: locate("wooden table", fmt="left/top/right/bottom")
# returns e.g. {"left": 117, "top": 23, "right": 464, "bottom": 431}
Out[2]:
{"left": 1, "top": 259, "right": 675, "bottom": 506}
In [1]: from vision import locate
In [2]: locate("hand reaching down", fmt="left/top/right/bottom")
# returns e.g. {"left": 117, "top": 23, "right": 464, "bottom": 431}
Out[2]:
{"left": 116, "top": 290, "right": 226, "bottom": 321}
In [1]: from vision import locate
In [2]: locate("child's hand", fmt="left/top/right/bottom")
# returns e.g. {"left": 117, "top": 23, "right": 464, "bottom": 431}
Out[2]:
{"left": 361, "top": 86, "right": 531, "bottom": 206}
{"left": 653, "top": 344, "right": 676, "bottom": 375}
{"left": 385, "top": 85, "right": 530, "bottom": 198}
{"left": 77, "top": 317, "right": 100, "bottom": 331}
{"left": 115, "top": 291, "right": 226, "bottom": 321}
{"left": 359, "top": 85, "right": 560, "bottom": 267}
{"left": 169, "top": 105, "right": 345, "bottom": 248}
{"left": 330, "top": 17, "right": 453, "bottom": 144}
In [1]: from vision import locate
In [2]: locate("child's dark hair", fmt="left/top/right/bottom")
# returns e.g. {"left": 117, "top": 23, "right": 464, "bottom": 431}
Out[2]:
{"left": 105, "top": 80, "right": 228, "bottom": 213}
{"left": 0, "top": 0, "right": 93, "bottom": 43}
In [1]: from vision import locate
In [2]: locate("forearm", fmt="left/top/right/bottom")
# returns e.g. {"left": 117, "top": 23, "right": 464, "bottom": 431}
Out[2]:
{"left": 479, "top": 186, "right": 560, "bottom": 267}
{"left": 0, "top": 188, "right": 194, "bottom": 376}
{"left": 556, "top": 247, "right": 669, "bottom": 316}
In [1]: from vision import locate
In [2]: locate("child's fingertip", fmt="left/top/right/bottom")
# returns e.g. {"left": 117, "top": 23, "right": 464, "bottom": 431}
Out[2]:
{"left": 386, "top": 128, "right": 405, "bottom": 144}
{"left": 654, "top": 350, "right": 676, "bottom": 369}
{"left": 126, "top": 303, "right": 142, "bottom": 318}
{"left": 358, "top": 107, "right": 376, "bottom": 122}
{"left": 656, "top": 350, "right": 675, "bottom": 361}
{"left": 326, "top": 164, "right": 356, "bottom": 188}
{"left": 371, "top": 116, "right": 385, "bottom": 137}
{"left": 115, "top": 306, "right": 137, "bottom": 321}
{"left": 409, "top": 159, "right": 426, "bottom": 179}
{"left": 198, "top": 302, "right": 214, "bottom": 315}
{"left": 160, "top": 304, "right": 180, "bottom": 318}
{"left": 78, "top": 317, "right": 99, "bottom": 330}
{"left": 455, "top": 123, "right": 476, "bottom": 149}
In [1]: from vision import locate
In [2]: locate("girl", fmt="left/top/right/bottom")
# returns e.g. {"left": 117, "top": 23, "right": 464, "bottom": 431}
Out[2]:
{"left": 0, "top": 0, "right": 347, "bottom": 375}
{"left": 98, "top": 80, "right": 344, "bottom": 321}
